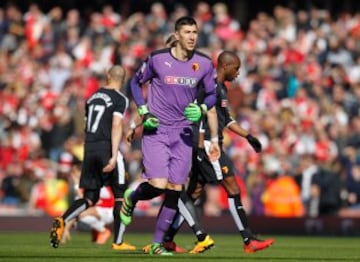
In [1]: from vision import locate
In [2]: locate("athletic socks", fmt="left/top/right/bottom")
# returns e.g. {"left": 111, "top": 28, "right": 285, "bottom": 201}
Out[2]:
{"left": 153, "top": 189, "right": 180, "bottom": 243}
{"left": 63, "top": 198, "right": 89, "bottom": 223}
{"left": 179, "top": 191, "right": 207, "bottom": 241}
{"left": 163, "top": 212, "right": 183, "bottom": 242}
{"left": 130, "top": 182, "right": 164, "bottom": 203}
{"left": 113, "top": 200, "right": 126, "bottom": 244}
{"left": 228, "top": 194, "right": 252, "bottom": 244}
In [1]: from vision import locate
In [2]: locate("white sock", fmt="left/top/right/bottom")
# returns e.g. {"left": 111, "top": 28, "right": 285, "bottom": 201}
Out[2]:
{"left": 114, "top": 223, "right": 126, "bottom": 244}
{"left": 228, "top": 197, "right": 245, "bottom": 231}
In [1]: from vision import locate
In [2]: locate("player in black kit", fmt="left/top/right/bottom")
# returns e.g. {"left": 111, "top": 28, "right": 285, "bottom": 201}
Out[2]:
{"left": 50, "top": 65, "right": 135, "bottom": 250}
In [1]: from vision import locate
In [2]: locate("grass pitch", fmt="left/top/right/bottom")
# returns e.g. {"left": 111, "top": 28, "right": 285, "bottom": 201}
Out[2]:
{"left": 0, "top": 232, "right": 359, "bottom": 262}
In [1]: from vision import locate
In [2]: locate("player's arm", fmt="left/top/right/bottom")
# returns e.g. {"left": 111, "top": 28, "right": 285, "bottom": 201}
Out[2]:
{"left": 130, "top": 73, "right": 146, "bottom": 107}
{"left": 130, "top": 57, "right": 159, "bottom": 130}
{"left": 103, "top": 114, "right": 122, "bottom": 172}
{"left": 126, "top": 113, "right": 142, "bottom": 143}
{"left": 202, "top": 66, "right": 217, "bottom": 112}
{"left": 184, "top": 65, "right": 217, "bottom": 122}
{"left": 194, "top": 121, "right": 208, "bottom": 162}
{"left": 198, "top": 121, "right": 205, "bottom": 148}
{"left": 226, "top": 113, "right": 262, "bottom": 153}
{"left": 202, "top": 65, "right": 219, "bottom": 160}
{"left": 206, "top": 106, "right": 220, "bottom": 161}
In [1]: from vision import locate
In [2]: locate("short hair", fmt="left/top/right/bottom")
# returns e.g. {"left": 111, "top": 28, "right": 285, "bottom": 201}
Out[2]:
{"left": 107, "top": 65, "right": 125, "bottom": 82}
{"left": 174, "top": 16, "right": 197, "bottom": 31}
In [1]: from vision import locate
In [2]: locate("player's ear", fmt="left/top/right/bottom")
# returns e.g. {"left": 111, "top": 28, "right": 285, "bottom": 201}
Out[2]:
{"left": 174, "top": 31, "right": 180, "bottom": 41}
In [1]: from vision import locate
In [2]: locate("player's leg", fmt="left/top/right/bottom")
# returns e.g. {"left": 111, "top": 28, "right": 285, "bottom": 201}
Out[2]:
{"left": 149, "top": 187, "right": 179, "bottom": 255}
{"left": 120, "top": 131, "right": 167, "bottom": 226}
{"left": 50, "top": 189, "right": 98, "bottom": 248}
{"left": 61, "top": 218, "right": 76, "bottom": 244}
{"left": 144, "top": 183, "right": 205, "bottom": 253}
{"left": 187, "top": 146, "right": 219, "bottom": 254}
{"left": 149, "top": 127, "right": 193, "bottom": 255}
{"left": 50, "top": 149, "right": 105, "bottom": 248}
{"left": 111, "top": 155, "right": 136, "bottom": 250}
{"left": 78, "top": 206, "right": 111, "bottom": 244}
{"left": 164, "top": 162, "right": 207, "bottom": 246}
{"left": 221, "top": 153, "right": 274, "bottom": 252}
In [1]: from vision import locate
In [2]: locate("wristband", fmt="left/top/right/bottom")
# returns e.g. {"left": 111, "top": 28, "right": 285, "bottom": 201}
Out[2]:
{"left": 210, "top": 137, "right": 219, "bottom": 143}
{"left": 129, "top": 120, "right": 136, "bottom": 129}
{"left": 138, "top": 105, "right": 149, "bottom": 116}
{"left": 200, "top": 104, "right": 207, "bottom": 114}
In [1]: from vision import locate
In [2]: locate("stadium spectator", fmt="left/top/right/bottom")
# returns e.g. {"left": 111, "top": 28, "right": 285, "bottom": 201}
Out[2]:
{"left": 0, "top": 2, "right": 359, "bottom": 223}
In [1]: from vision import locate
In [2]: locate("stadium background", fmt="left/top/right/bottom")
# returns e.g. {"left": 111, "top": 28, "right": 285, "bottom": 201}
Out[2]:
{"left": 0, "top": 0, "right": 360, "bottom": 235}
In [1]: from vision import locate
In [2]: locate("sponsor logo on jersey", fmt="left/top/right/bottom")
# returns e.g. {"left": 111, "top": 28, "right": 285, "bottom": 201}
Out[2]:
{"left": 192, "top": 63, "right": 200, "bottom": 71}
{"left": 164, "top": 76, "right": 197, "bottom": 88}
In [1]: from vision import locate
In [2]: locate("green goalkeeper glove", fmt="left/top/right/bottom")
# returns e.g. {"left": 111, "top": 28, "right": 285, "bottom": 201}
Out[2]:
{"left": 184, "top": 103, "right": 207, "bottom": 122}
{"left": 138, "top": 105, "right": 159, "bottom": 130}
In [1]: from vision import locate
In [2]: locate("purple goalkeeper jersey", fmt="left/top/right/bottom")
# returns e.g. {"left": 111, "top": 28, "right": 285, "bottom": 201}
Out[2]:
{"left": 131, "top": 48, "right": 216, "bottom": 127}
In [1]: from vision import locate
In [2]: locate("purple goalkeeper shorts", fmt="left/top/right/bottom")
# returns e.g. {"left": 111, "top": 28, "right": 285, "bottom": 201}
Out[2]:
{"left": 141, "top": 125, "right": 193, "bottom": 185}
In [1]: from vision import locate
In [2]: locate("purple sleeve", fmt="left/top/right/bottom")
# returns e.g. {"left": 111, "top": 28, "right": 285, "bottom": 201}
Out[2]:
{"left": 130, "top": 56, "right": 155, "bottom": 107}
{"left": 202, "top": 66, "right": 217, "bottom": 109}
{"left": 130, "top": 75, "right": 145, "bottom": 106}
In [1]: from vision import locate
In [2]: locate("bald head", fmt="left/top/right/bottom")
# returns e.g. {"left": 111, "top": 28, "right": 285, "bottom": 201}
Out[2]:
{"left": 216, "top": 51, "right": 241, "bottom": 82}
{"left": 107, "top": 65, "right": 125, "bottom": 84}
{"left": 217, "top": 51, "right": 241, "bottom": 67}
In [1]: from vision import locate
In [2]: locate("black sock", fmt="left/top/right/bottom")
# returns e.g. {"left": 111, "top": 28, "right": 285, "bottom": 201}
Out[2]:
{"left": 228, "top": 194, "right": 252, "bottom": 244}
{"left": 113, "top": 200, "right": 123, "bottom": 244}
{"left": 164, "top": 210, "right": 182, "bottom": 242}
{"left": 153, "top": 189, "right": 180, "bottom": 243}
{"left": 63, "top": 198, "right": 89, "bottom": 223}
{"left": 131, "top": 182, "right": 164, "bottom": 203}
{"left": 179, "top": 191, "right": 207, "bottom": 242}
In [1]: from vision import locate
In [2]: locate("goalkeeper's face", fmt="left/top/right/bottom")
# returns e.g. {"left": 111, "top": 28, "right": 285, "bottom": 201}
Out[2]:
{"left": 176, "top": 25, "right": 198, "bottom": 52}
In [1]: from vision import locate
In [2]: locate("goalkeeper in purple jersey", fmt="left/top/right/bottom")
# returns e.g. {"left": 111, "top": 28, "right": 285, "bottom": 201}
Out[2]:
{"left": 120, "top": 16, "right": 220, "bottom": 255}
{"left": 162, "top": 51, "right": 275, "bottom": 254}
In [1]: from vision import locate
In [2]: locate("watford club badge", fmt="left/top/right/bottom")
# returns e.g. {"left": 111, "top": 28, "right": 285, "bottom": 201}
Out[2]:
{"left": 222, "top": 166, "right": 229, "bottom": 174}
{"left": 192, "top": 63, "right": 200, "bottom": 71}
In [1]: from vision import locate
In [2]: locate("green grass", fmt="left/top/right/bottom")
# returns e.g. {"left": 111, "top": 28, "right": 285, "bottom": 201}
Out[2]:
{"left": 0, "top": 232, "right": 359, "bottom": 262}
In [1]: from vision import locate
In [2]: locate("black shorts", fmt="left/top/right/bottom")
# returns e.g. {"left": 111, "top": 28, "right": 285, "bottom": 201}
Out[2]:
{"left": 80, "top": 141, "right": 127, "bottom": 198}
{"left": 189, "top": 147, "right": 234, "bottom": 186}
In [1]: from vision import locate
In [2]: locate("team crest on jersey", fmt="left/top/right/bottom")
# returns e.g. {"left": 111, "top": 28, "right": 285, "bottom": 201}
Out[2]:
{"left": 222, "top": 166, "right": 229, "bottom": 174}
{"left": 165, "top": 76, "right": 197, "bottom": 88}
{"left": 192, "top": 63, "right": 200, "bottom": 71}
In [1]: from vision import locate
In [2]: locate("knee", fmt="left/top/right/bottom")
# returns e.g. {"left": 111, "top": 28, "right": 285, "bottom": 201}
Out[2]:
{"left": 164, "top": 189, "right": 181, "bottom": 209}
{"left": 149, "top": 178, "right": 168, "bottom": 189}
{"left": 84, "top": 190, "right": 100, "bottom": 206}
{"left": 222, "top": 177, "right": 240, "bottom": 195}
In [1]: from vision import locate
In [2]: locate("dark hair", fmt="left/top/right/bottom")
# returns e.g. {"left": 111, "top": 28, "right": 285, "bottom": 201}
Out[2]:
{"left": 174, "top": 16, "right": 197, "bottom": 31}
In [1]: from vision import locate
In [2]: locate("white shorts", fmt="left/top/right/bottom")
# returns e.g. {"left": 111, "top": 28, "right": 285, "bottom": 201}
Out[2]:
{"left": 95, "top": 206, "right": 113, "bottom": 225}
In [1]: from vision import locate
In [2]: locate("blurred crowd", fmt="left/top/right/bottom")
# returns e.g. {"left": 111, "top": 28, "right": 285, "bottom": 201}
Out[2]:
{"left": 0, "top": 1, "right": 360, "bottom": 219}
